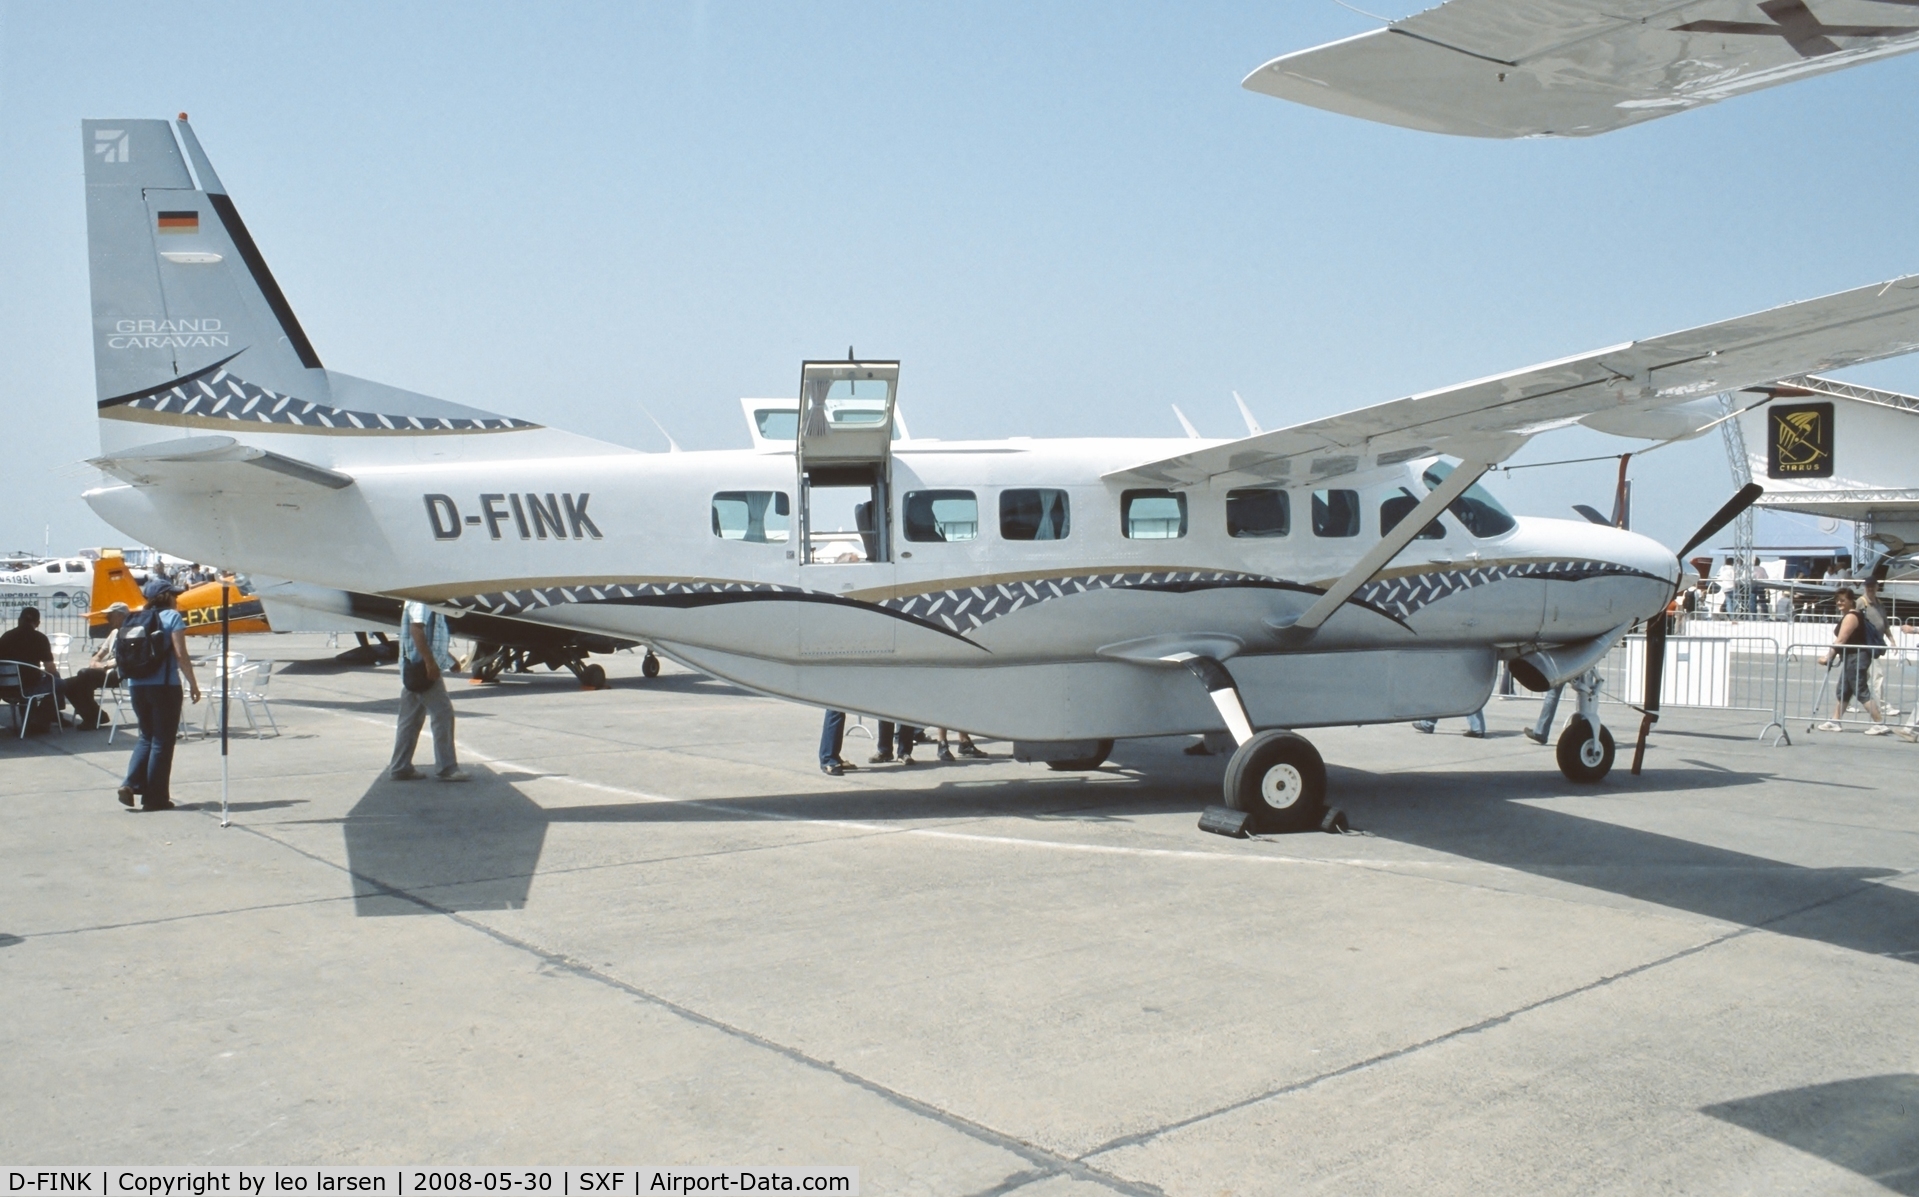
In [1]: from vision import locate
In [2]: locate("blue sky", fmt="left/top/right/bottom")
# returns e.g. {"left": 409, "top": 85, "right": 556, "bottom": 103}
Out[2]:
{"left": 3, "top": 0, "right": 1914, "bottom": 558}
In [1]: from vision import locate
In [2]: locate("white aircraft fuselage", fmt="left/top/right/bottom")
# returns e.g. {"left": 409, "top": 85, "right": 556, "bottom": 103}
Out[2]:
{"left": 86, "top": 433, "right": 1678, "bottom": 741}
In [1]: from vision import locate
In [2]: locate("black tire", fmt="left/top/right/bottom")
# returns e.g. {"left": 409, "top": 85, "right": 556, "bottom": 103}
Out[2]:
{"left": 642, "top": 652, "right": 661, "bottom": 678}
{"left": 1556, "top": 717, "right": 1615, "bottom": 783}
{"left": 1045, "top": 739, "right": 1113, "bottom": 771}
{"left": 1223, "top": 730, "right": 1327, "bottom": 834}
{"left": 581, "top": 662, "right": 607, "bottom": 690}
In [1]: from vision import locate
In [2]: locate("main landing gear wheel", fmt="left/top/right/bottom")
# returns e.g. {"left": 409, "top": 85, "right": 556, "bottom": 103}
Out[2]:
{"left": 1556, "top": 716, "right": 1615, "bottom": 784}
{"left": 642, "top": 651, "right": 661, "bottom": 678}
{"left": 1223, "top": 730, "right": 1326, "bottom": 834}
{"left": 1045, "top": 739, "right": 1113, "bottom": 771}
{"left": 580, "top": 663, "right": 608, "bottom": 690}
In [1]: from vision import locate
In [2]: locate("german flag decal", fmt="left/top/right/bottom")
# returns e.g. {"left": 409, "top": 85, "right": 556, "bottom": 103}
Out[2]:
{"left": 156, "top": 210, "right": 199, "bottom": 234}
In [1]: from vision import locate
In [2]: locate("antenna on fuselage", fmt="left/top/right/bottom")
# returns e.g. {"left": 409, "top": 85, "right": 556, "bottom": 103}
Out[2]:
{"left": 1172, "top": 405, "right": 1202, "bottom": 439}
{"left": 1232, "top": 391, "right": 1263, "bottom": 436}
{"left": 848, "top": 345, "right": 855, "bottom": 361}
{"left": 638, "top": 404, "right": 682, "bottom": 453}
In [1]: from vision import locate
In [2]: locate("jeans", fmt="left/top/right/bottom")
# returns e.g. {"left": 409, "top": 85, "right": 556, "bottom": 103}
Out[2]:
{"left": 388, "top": 677, "right": 457, "bottom": 775}
{"left": 123, "top": 683, "right": 184, "bottom": 803}
{"left": 874, "top": 721, "right": 918, "bottom": 758}
{"left": 1413, "top": 707, "right": 1486, "bottom": 735}
{"left": 1533, "top": 686, "right": 1564, "bottom": 738}
{"left": 819, "top": 710, "right": 846, "bottom": 767}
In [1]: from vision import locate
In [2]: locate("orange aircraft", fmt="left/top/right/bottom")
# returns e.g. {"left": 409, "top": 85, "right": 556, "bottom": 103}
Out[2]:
{"left": 88, "top": 550, "right": 271, "bottom": 637}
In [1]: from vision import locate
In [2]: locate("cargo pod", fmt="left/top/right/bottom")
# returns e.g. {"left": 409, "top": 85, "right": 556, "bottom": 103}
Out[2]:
{"left": 796, "top": 359, "right": 900, "bottom": 657}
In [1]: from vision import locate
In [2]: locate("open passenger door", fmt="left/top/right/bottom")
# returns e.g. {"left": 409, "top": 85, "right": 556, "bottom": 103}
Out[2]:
{"left": 795, "top": 360, "right": 901, "bottom": 655}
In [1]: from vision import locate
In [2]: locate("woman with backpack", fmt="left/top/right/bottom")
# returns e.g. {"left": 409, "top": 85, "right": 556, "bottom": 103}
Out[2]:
{"left": 115, "top": 578, "right": 202, "bottom": 811}
{"left": 1816, "top": 588, "right": 1890, "bottom": 735}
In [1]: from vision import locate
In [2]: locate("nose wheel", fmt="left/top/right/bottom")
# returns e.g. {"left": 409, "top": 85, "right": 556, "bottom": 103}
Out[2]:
{"left": 1556, "top": 716, "right": 1615, "bottom": 783}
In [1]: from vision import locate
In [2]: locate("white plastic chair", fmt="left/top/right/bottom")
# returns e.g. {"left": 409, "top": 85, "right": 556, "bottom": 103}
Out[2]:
{"left": 46, "top": 633, "right": 73, "bottom": 672}
{"left": 0, "top": 661, "right": 59, "bottom": 739}
{"left": 106, "top": 678, "right": 133, "bottom": 745}
{"left": 237, "top": 659, "right": 279, "bottom": 736}
{"left": 198, "top": 653, "right": 251, "bottom": 736}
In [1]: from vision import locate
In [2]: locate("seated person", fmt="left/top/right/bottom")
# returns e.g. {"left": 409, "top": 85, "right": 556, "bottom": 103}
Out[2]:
{"left": 65, "top": 602, "right": 130, "bottom": 729}
{"left": 0, "top": 606, "right": 64, "bottom": 729}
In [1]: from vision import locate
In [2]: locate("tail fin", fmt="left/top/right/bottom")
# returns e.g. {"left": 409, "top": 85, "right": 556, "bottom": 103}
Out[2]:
{"left": 83, "top": 117, "right": 626, "bottom": 468}
{"left": 84, "top": 117, "right": 327, "bottom": 439}
{"left": 87, "top": 550, "right": 147, "bottom": 632}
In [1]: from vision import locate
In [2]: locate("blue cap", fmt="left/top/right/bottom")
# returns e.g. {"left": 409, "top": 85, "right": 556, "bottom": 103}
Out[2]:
{"left": 141, "top": 577, "right": 176, "bottom": 601}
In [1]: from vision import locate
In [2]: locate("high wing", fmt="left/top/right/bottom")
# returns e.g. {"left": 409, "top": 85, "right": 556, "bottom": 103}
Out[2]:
{"left": 1107, "top": 274, "right": 1919, "bottom": 487}
{"left": 1245, "top": 0, "right": 1919, "bottom": 138}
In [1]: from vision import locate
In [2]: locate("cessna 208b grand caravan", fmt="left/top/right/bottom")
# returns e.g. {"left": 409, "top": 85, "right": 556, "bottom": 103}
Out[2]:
{"left": 78, "top": 117, "right": 1919, "bottom": 829}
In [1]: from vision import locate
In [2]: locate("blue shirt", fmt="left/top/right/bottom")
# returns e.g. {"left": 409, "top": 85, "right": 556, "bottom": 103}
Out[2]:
{"left": 128, "top": 608, "right": 186, "bottom": 687}
{"left": 402, "top": 602, "right": 456, "bottom": 671}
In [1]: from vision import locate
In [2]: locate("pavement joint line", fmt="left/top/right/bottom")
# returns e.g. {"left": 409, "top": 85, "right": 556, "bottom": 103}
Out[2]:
{"left": 959, "top": 1169, "right": 1063, "bottom": 1197}
{"left": 1076, "top": 858, "right": 1919, "bottom": 1162}
{"left": 1074, "top": 927, "right": 1755, "bottom": 1161}
{"left": 14, "top": 892, "right": 356, "bottom": 941}
{"left": 213, "top": 812, "right": 1165, "bottom": 1197}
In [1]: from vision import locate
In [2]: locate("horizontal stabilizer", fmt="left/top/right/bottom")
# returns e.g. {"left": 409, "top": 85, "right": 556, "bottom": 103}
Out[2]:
{"left": 1109, "top": 273, "right": 1919, "bottom": 487}
{"left": 92, "top": 435, "right": 354, "bottom": 490}
{"left": 1246, "top": 0, "right": 1919, "bottom": 138}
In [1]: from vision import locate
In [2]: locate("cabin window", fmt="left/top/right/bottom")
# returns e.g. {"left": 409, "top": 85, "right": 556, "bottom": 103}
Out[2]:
{"left": 711, "top": 491, "right": 791, "bottom": 543}
{"left": 1312, "top": 489, "right": 1361, "bottom": 538}
{"left": 1122, "top": 489, "right": 1187, "bottom": 539}
{"left": 1422, "top": 462, "right": 1518, "bottom": 538}
{"left": 1227, "top": 489, "right": 1289, "bottom": 538}
{"left": 903, "top": 491, "right": 979, "bottom": 542}
{"left": 1379, "top": 491, "right": 1445, "bottom": 541}
{"left": 1000, "top": 488, "right": 1071, "bottom": 541}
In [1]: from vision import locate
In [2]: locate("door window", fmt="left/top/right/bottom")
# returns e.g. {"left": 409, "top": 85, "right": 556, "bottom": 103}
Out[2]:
{"left": 1379, "top": 491, "right": 1445, "bottom": 540}
{"left": 1122, "top": 490, "right": 1188, "bottom": 539}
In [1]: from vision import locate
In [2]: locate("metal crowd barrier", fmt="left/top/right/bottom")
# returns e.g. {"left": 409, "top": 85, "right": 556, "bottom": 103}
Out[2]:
{"left": 1778, "top": 643, "right": 1919, "bottom": 737}
{"left": 0, "top": 594, "right": 90, "bottom": 640}
{"left": 1593, "top": 634, "right": 1789, "bottom": 744}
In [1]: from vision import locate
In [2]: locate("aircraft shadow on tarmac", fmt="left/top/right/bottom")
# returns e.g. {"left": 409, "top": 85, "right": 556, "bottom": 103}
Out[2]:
{"left": 334, "top": 755, "right": 1202, "bottom": 918}
{"left": 1335, "top": 762, "right": 1919, "bottom": 964}
{"left": 1702, "top": 1074, "right": 1919, "bottom": 1193}
{"left": 332, "top": 743, "right": 1919, "bottom": 969}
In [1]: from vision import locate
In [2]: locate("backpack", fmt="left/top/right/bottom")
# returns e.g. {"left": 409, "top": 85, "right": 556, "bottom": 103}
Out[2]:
{"left": 1859, "top": 615, "right": 1889, "bottom": 659}
{"left": 114, "top": 608, "right": 172, "bottom": 680}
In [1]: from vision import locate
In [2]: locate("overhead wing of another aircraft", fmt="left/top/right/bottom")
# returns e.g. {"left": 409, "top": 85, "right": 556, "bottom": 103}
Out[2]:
{"left": 1246, "top": 0, "right": 1919, "bottom": 138}
{"left": 1108, "top": 273, "right": 1919, "bottom": 486}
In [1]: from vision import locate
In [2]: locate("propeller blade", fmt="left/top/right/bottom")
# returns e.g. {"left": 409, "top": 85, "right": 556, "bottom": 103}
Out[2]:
{"left": 1679, "top": 483, "right": 1763, "bottom": 560}
{"left": 1571, "top": 504, "right": 1611, "bottom": 526}
{"left": 1630, "top": 615, "right": 1667, "bottom": 775}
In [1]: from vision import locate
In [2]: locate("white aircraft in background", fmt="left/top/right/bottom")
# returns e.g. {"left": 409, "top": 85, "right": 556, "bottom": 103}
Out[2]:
{"left": 0, "top": 555, "right": 95, "bottom": 625}
{"left": 1247, "top": 0, "right": 1919, "bottom": 138}
{"left": 74, "top": 117, "right": 1919, "bottom": 830}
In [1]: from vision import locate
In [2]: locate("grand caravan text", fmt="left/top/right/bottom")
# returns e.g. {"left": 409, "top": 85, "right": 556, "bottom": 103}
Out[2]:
{"left": 424, "top": 493, "right": 604, "bottom": 541}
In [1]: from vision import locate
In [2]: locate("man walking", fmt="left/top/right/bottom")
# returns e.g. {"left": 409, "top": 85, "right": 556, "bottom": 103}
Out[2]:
{"left": 117, "top": 580, "right": 201, "bottom": 811}
{"left": 387, "top": 600, "right": 468, "bottom": 781}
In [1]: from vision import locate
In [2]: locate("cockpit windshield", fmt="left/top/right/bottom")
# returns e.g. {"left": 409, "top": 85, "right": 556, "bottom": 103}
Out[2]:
{"left": 1422, "top": 461, "right": 1517, "bottom": 538}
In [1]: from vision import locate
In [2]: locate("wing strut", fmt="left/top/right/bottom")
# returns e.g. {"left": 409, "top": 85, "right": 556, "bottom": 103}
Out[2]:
{"left": 1277, "top": 460, "right": 1491, "bottom": 643}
